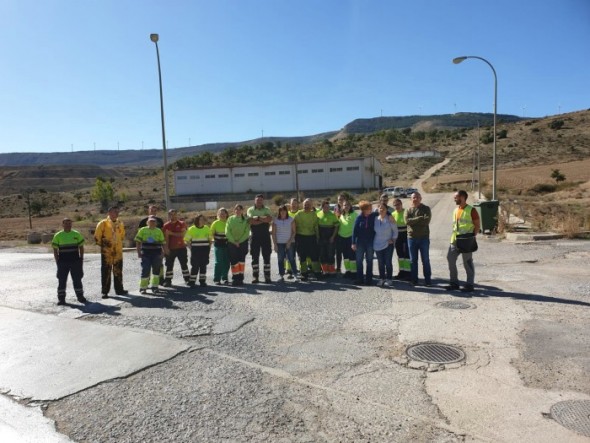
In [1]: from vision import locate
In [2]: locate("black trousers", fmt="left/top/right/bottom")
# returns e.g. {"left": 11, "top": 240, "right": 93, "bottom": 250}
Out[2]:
{"left": 336, "top": 235, "right": 355, "bottom": 262}
{"left": 250, "top": 234, "right": 272, "bottom": 278}
{"left": 229, "top": 241, "right": 248, "bottom": 282}
{"left": 165, "top": 247, "right": 189, "bottom": 282}
{"left": 296, "top": 234, "right": 319, "bottom": 262}
{"left": 189, "top": 246, "right": 210, "bottom": 283}
{"left": 57, "top": 259, "right": 84, "bottom": 300}
{"left": 319, "top": 227, "right": 336, "bottom": 266}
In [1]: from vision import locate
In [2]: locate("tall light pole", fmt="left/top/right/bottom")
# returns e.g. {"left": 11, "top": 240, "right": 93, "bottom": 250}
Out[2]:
{"left": 150, "top": 33, "right": 171, "bottom": 210}
{"left": 453, "top": 55, "right": 497, "bottom": 201}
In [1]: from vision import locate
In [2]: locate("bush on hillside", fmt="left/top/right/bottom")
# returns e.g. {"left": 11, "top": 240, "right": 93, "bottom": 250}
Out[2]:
{"left": 526, "top": 183, "right": 557, "bottom": 195}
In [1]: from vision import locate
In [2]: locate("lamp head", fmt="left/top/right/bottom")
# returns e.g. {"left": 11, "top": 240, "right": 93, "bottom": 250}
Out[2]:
{"left": 453, "top": 56, "right": 467, "bottom": 64}
{"left": 150, "top": 34, "right": 159, "bottom": 43}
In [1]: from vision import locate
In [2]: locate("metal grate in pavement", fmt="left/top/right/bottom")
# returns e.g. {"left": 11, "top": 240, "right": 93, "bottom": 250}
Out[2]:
{"left": 406, "top": 343, "right": 465, "bottom": 364}
{"left": 437, "top": 300, "right": 474, "bottom": 310}
{"left": 550, "top": 400, "right": 590, "bottom": 437}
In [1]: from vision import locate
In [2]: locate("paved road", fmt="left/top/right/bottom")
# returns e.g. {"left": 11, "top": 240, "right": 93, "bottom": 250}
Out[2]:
{"left": 1, "top": 186, "right": 590, "bottom": 441}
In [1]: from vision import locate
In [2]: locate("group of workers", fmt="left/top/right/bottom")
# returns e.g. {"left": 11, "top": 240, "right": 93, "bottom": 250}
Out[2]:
{"left": 51, "top": 190, "right": 480, "bottom": 304}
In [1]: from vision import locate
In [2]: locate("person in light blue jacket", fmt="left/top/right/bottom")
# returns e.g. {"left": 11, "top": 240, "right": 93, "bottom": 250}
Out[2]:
{"left": 373, "top": 203, "right": 398, "bottom": 287}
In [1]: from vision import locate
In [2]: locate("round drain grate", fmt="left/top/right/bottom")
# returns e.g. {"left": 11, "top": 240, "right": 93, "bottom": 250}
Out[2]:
{"left": 437, "top": 301, "right": 474, "bottom": 310}
{"left": 406, "top": 343, "right": 465, "bottom": 364}
{"left": 550, "top": 400, "right": 590, "bottom": 437}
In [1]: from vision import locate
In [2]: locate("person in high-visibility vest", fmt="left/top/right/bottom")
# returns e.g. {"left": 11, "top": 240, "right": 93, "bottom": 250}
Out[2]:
{"left": 210, "top": 208, "right": 230, "bottom": 285}
{"left": 134, "top": 216, "right": 165, "bottom": 294}
{"left": 446, "top": 190, "right": 481, "bottom": 293}
{"left": 294, "top": 199, "right": 321, "bottom": 281}
{"left": 285, "top": 198, "right": 300, "bottom": 278}
{"left": 226, "top": 204, "right": 250, "bottom": 286}
{"left": 52, "top": 218, "right": 87, "bottom": 305}
{"left": 333, "top": 193, "right": 347, "bottom": 272}
{"left": 184, "top": 214, "right": 212, "bottom": 287}
{"left": 336, "top": 200, "right": 358, "bottom": 278}
{"left": 391, "top": 198, "right": 411, "bottom": 280}
{"left": 317, "top": 200, "right": 339, "bottom": 276}
{"left": 138, "top": 205, "right": 165, "bottom": 284}
{"left": 94, "top": 207, "right": 128, "bottom": 298}
{"left": 247, "top": 194, "right": 273, "bottom": 283}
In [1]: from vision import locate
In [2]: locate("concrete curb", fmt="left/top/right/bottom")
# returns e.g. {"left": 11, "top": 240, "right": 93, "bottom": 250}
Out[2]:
{"left": 505, "top": 232, "right": 565, "bottom": 242}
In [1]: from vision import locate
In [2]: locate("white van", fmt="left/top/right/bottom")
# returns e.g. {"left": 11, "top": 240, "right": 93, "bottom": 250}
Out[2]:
{"left": 392, "top": 186, "right": 405, "bottom": 197}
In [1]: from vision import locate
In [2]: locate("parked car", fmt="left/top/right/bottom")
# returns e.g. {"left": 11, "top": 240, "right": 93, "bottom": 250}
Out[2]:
{"left": 392, "top": 186, "right": 405, "bottom": 197}
{"left": 404, "top": 187, "right": 418, "bottom": 197}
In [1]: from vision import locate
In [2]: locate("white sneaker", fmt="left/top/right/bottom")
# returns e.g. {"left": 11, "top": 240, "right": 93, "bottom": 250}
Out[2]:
{"left": 278, "top": 276, "right": 285, "bottom": 282}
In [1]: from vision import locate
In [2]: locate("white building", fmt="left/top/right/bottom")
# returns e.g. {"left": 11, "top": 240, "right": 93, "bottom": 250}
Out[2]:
{"left": 174, "top": 157, "right": 382, "bottom": 196}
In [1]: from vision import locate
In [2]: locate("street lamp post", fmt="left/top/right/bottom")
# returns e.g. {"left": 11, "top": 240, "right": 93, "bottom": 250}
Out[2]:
{"left": 453, "top": 55, "right": 497, "bottom": 201}
{"left": 150, "top": 33, "right": 171, "bottom": 210}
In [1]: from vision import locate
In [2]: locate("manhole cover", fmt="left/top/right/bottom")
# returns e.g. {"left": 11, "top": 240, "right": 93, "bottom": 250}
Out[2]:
{"left": 550, "top": 400, "right": 590, "bottom": 437}
{"left": 406, "top": 343, "right": 465, "bottom": 364}
{"left": 437, "top": 301, "right": 474, "bottom": 310}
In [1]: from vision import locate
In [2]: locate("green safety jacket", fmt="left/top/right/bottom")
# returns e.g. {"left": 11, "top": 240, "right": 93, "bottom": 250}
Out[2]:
{"left": 184, "top": 225, "right": 211, "bottom": 248}
{"left": 210, "top": 219, "right": 228, "bottom": 247}
{"left": 225, "top": 216, "right": 250, "bottom": 244}
{"left": 52, "top": 230, "right": 84, "bottom": 261}
{"left": 338, "top": 212, "right": 358, "bottom": 238}
{"left": 392, "top": 210, "right": 407, "bottom": 232}
{"left": 295, "top": 210, "right": 319, "bottom": 237}
{"left": 134, "top": 227, "right": 165, "bottom": 254}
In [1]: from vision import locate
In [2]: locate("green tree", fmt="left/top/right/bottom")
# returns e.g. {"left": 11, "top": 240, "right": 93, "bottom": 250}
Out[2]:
{"left": 550, "top": 169, "right": 566, "bottom": 183}
{"left": 92, "top": 177, "right": 115, "bottom": 211}
{"left": 480, "top": 132, "right": 494, "bottom": 144}
{"left": 30, "top": 200, "right": 46, "bottom": 216}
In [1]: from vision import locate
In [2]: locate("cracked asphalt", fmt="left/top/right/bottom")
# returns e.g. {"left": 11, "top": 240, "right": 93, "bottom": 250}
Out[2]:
{"left": 1, "top": 187, "right": 590, "bottom": 441}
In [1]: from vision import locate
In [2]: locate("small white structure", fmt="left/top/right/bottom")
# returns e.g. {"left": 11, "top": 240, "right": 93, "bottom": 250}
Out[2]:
{"left": 386, "top": 150, "right": 442, "bottom": 162}
{"left": 174, "top": 157, "right": 382, "bottom": 196}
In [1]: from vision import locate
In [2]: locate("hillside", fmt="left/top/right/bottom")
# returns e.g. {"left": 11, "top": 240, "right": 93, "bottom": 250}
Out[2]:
{"left": 0, "top": 134, "right": 338, "bottom": 168}
{"left": 341, "top": 112, "right": 524, "bottom": 135}
{"left": 0, "top": 109, "right": 588, "bottom": 241}
{"left": 0, "top": 112, "right": 520, "bottom": 167}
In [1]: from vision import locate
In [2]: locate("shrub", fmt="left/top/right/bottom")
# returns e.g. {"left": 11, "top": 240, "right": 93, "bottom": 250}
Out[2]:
{"left": 549, "top": 120, "right": 564, "bottom": 130}
{"left": 272, "top": 194, "right": 285, "bottom": 206}
{"left": 527, "top": 183, "right": 557, "bottom": 195}
{"left": 551, "top": 169, "right": 566, "bottom": 183}
{"left": 480, "top": 132, "right": 493, "bottom": 144}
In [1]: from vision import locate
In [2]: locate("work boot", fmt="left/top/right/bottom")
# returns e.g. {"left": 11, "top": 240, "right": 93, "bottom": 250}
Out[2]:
{"left": 445, "top": 283, "right": 460, "bottom": 291}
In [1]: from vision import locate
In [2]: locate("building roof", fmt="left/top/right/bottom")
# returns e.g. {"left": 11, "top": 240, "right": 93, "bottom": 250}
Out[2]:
{"left": 174, "top": 156, "right": 378, "bottom": 172}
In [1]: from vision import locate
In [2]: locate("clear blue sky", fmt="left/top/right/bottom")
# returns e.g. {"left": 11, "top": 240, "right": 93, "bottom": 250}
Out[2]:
{"left": 1, "top": 0, "right": 589, "bottom": 153}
